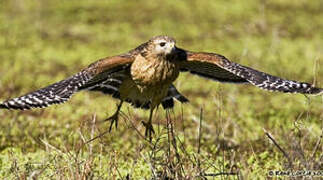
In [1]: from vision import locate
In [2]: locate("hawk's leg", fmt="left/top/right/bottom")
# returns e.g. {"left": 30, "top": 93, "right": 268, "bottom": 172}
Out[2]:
{"left": 105, "top": 100, "right": 124, "bottom": 132}
{"left": 142, "top": 107, "right": 155, "bottom": 142}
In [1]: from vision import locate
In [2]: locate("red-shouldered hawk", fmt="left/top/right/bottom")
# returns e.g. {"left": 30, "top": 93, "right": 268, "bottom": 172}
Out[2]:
{"left": 1, "top": 35, "right": 322, "bottom": 141}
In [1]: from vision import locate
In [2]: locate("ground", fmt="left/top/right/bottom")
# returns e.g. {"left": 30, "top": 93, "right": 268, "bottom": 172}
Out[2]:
{"left": 0, "top": 0, "right": 322, "bottom": 179}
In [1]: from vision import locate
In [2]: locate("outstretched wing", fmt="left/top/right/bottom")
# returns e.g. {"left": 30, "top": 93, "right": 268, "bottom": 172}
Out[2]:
{"left": 178, "top": 49, "right": 247, "bottom": 83}
{"left": 0, "top": 54, "right": 134, "bottom": 110}
{"left": 81, "top": 68, "right": 128, "bottom": 100}
{"left": 178, "top": 49, "right": 323, "bottom": 95}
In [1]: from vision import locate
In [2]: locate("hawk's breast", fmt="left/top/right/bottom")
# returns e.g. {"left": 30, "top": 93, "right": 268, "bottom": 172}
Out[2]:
{"left": 130, "top": 54, "right": 179, "bottom": 105}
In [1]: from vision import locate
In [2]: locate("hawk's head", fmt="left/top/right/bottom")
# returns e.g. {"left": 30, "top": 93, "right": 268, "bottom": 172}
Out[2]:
{"left": 148, "top": 35, "right": 176, "bottom": 57}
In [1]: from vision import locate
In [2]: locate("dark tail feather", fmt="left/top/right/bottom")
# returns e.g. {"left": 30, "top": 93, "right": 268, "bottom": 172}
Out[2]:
{"left": 173, "top": 93, "right": 189, "bottom": 103}
{"left": 161, "top": 97, "right": 174, "bottom": 109}
{"left": 168, "top": 84, "right": 189, "bottom": 103}
{"left": 161, "top": 85, "right": 189, "bottom": 109}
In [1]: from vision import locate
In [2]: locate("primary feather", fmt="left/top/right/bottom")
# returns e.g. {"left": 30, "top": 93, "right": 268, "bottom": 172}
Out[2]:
{"left": 0, "top": 71, "right": 92, "bottom": 110}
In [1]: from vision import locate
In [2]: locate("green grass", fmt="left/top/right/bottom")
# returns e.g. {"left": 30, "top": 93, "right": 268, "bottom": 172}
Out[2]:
{"left": 0, "top": 0, "right": 322, "bottom": 179}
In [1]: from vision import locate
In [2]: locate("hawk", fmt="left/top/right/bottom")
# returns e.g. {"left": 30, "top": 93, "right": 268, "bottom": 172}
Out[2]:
{"left": 1, "top": 35, "right": 322, "bottom": 140}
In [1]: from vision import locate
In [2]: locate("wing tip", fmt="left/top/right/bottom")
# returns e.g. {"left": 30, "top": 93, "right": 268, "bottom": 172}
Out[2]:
{"left": 308, "top": 87, "right": 323, "bottom": 96}
{"left": 0, "top": 101, "right": 30, "bottom": 110}
{"left": 0, "top": 103, "right": 8, "bottom": 109}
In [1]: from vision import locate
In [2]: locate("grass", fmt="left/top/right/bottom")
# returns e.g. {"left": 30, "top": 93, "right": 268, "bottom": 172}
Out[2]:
{"left": 0, "top": 0, "right": 322, "bottom": 179}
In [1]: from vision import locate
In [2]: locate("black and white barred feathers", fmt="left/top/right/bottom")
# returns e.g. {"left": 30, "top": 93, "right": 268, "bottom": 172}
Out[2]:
{"left": 0, "top": 71, "right": 92, "bottom": 110}
{"left": 182, "top": 51, "right": 323, "bottom": 96}
{"left": 218, "top": 55, "right": 323, "bottom": 95}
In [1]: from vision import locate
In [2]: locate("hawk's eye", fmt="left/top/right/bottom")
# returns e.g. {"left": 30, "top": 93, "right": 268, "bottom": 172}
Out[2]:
{"left": 159, "top": 42, "right": 166, "bottom": 47}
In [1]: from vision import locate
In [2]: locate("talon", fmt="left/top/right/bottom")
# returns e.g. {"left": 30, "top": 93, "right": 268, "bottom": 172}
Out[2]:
{"left": 142, "top": 121, "right": 155, "bottom": 142}
{"left": 105, "top": 113, "right": 119, "bottom": 132}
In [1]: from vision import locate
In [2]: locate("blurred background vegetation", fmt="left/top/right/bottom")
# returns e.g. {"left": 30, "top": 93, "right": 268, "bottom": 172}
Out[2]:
{"left": 0, "top": 0, "right": 322, "bottom": 179}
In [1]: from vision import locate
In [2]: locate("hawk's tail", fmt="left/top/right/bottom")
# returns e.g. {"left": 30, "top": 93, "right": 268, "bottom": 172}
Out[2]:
{"left": 0, "top": 71, "right": 92, "bottom": 110}
{"left": 161, "top": 85, "right": 189, "bottom": 109}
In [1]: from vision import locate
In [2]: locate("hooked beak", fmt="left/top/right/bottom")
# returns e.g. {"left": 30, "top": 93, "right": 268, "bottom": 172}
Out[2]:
{"left": 169, "top": 44, "right": 176, "bottom": 54}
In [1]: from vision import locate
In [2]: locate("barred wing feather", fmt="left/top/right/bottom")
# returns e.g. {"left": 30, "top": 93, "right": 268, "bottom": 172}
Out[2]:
{"left": 0, "top": 55, "right": 134, "bottom": 110}
{"left": 180, "top": 50, "right": 323, "bottom": 95}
